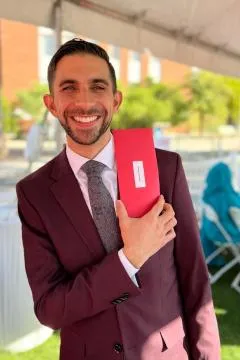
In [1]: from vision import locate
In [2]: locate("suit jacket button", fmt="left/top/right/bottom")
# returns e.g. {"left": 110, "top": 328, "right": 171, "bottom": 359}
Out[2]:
{"left": 113, "top": 343, "right": 123, "bottom": 353}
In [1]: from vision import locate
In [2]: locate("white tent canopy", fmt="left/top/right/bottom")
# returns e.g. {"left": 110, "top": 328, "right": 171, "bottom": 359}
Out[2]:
{"left": 1, "top": 0, "right": 240, "bottom": 77}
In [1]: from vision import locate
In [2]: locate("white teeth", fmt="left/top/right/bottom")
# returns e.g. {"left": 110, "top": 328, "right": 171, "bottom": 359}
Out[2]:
{"left": 72, "top": 116, "right": 98, "bottom": 123}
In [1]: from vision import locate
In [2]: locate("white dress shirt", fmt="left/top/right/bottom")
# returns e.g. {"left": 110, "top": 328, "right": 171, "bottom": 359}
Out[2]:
{"left": 66, "top": 137, "right": 139, "bottom": 286}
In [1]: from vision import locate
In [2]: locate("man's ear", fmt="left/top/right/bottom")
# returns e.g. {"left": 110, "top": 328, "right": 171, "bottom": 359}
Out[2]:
{"left": 43, "top": 94, "right": 58, "bottom": 118}
{"left": 113, "top": 91, "right": 123, "bottom": 113}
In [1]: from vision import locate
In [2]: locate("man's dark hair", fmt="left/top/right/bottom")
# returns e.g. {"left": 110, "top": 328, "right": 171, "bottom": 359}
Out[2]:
{"left": 47, "top": 38, "right": 117, "bottom": 93}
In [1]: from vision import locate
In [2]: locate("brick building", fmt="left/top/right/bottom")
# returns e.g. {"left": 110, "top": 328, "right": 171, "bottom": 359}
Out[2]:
{"left": 0, "top": 19, "right": 190, "bottom": 101}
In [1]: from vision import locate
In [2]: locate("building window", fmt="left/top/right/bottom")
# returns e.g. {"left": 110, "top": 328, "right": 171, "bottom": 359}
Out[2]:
{"left": 109, "top": 45, "right": 120, "bottom": 60}
{"left": 192, "top": 66, "right": 200, "bottom": 73}
{"left": 108, "top": 45, "right": 120, "bottom": 80}
{"left": 38, "top": 27, "right": 56, "bottom": 83}
{"left": 148, "top": 56, "right": 161, "bottom": 83}
{"left": 132, "top": 51, "right": 140, "bottom": 61}
{"left": 43, "top": 34, "right": 56, "bottom": 57}
{"left": 38, "top": 27, "right": 76, "bottom": 83}
{"left": 128, "top": 51, "right": 141, "bottom": 84}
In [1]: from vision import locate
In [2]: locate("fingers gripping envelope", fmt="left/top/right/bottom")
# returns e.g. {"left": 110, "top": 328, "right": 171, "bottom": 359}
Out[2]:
{"left": 113, "top": 128, "right": 160, "bottom": 218}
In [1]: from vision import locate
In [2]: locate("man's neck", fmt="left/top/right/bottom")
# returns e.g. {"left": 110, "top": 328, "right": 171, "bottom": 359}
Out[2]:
{"left": 66, "top": 132, "right": 111, "bottom": 159}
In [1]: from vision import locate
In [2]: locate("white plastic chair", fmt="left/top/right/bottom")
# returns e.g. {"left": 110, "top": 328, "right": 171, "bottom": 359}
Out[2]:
{"left": 231, "top": 271, "right": 240, "bottom": 294}
{"left": 228, "top": 206, "right": 240, "bottom": 294}
{"left": 202, "top": 203, "right": 240, "bottom": 285}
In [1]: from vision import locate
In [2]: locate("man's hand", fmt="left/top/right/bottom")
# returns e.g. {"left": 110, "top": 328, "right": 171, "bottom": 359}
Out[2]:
{"left": 116, "top": 195, "right": 177, "bottom": 268}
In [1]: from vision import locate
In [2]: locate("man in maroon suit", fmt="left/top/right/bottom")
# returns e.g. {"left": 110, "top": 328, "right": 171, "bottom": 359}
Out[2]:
{"left": 16, "top": 39, "right": 221, "bottom": 359}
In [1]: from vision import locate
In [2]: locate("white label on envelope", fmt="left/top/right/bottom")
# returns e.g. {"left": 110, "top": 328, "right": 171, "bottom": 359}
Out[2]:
{"left": 133, "top": 161, "right": 146, "bottom": 188}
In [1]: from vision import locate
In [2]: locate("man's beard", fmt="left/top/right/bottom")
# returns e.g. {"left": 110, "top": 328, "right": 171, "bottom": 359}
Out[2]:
{"left": 60, "top": 108, "right": 111, "bottom": 145}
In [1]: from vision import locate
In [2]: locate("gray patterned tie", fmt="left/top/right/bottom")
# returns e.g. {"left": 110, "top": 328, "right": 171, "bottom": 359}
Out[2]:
{"left": 81, "top": 160, "right": 119, "bottom": 253}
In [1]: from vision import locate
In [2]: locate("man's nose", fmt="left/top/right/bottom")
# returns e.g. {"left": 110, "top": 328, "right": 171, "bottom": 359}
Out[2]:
{"left": 74, "top": 89, "right": 93, "bottom": 106}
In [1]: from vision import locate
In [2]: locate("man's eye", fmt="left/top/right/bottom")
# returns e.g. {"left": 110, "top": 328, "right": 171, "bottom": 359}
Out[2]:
{"left": 92, "top": 85, "right": 105, "bottom": 91}
{"left": 62, "top": 86, "right": 75, "bottom": 91}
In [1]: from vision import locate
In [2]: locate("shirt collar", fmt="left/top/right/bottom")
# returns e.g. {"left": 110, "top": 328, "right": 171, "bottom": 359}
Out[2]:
{"left": 66, "top": 136, "right": 115, "bottom": 176}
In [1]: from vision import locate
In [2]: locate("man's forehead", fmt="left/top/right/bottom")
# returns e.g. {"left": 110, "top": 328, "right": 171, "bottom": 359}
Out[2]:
{"left": 56, "top": 53, "right": 109, "bottom": 75}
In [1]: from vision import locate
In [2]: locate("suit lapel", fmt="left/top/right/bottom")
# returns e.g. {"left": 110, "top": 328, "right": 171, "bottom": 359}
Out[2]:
{"left": 50, "top": 149, "right": 106, "bottom": 257}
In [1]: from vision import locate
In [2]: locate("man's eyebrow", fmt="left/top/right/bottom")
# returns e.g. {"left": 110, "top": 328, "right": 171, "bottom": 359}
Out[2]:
{"left": 59, "top": 79, "right": 77, "bottom": 87}
{"left": 90, "top": 78, "right": 110, "bottom": 86}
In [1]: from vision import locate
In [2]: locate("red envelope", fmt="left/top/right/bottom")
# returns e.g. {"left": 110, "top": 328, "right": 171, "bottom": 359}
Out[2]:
{"left": 113, "top": 128, "right": 160, "bottom": 217}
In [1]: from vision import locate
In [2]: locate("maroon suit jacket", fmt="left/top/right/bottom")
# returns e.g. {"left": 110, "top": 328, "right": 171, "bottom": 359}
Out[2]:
{"left": 16, "top": 148, "right": 221, "bottom": 360}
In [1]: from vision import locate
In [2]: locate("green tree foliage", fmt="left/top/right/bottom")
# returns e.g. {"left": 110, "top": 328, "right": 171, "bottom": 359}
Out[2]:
{"left": 112, "top": 80, "right": 189, "bottom": 129}
{"left": 0, "top": 96, "right": 17, "bottom": 133}
{"left": 151, "top": 83, "right": 189, "bottom": 125}
{"left": 221, "top": 76, "right": 240, "bottom": 126}
{"left": 15, "top": 83, "right": 49, "bottom": 123}
{"left": 183, "top": 71, "right": 228, "bottom": 134}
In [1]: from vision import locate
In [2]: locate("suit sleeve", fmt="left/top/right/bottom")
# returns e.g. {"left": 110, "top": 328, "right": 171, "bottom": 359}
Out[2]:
{"left": 16, "top": 182, "right": 141, "bottom": 330}
{"left": 172, "top": 154, "right": 221, "bottom": 360}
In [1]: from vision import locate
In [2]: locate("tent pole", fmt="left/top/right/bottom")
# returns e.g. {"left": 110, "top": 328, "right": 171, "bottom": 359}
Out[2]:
{"left": 54, "top": 0, "right": 64, "bottom": 154}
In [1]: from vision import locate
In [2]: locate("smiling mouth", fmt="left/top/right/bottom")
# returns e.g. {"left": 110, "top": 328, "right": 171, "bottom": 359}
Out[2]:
{"left": 71, "top": 115, "right": 101, "bottom": 123}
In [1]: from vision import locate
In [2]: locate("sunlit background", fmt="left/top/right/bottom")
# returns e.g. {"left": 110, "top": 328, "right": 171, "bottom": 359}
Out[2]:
{"left": 0, "top": 1, "right": 240, "bottom": 359}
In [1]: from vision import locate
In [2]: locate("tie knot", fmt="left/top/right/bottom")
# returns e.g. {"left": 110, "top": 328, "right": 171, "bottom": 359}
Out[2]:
{"left": 81, "top": 160, "right": 106, "bottom": 177}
